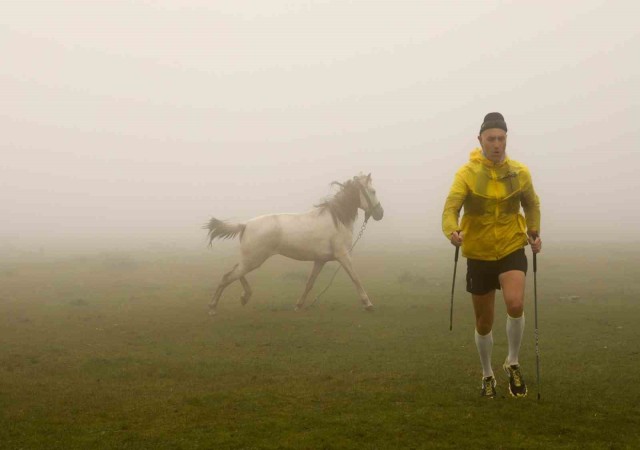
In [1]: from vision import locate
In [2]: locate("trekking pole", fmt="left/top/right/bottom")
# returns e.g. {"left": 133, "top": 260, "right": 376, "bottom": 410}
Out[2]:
{"left": 449, "top": 244, "right": 460, "bottom": 331}
{"left": 533, "top": 251, "right": 541, "bottom": 401}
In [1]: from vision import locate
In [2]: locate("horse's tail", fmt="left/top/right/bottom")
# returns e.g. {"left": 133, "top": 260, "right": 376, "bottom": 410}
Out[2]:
{"left": 203, "top": 218, "right": 246, "bottom": 246}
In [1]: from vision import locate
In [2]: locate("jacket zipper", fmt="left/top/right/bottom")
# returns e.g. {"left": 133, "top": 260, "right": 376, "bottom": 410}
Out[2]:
{"left": 492, "top": 168, "right": 499, "bottom": 260}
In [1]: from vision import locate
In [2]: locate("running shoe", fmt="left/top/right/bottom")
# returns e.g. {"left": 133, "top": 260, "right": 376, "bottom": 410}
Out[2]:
{"left": 503, "top": 361, "right": 528, "bottom": 398}
{"left": 481, "top": 375, "right": 497, "bottom": 398}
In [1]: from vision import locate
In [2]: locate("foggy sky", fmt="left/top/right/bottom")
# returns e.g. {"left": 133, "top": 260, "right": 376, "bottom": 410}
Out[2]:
{"left": 2, "top": 1, "right": 639, "bottom": 253}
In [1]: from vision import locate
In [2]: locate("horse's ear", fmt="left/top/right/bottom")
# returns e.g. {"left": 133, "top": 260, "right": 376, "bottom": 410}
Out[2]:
{"left": 367, "top": 173, "right": 371, "bottom": 182}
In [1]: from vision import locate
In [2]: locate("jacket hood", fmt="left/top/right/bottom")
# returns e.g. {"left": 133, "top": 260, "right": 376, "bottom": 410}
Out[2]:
{"left": 470, "top": 148, "right": 509, "bottom": 168}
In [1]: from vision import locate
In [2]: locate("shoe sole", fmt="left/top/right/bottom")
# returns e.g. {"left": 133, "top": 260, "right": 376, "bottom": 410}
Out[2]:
{"left": 507, "top": 387, "right": 527, "bottom": 398}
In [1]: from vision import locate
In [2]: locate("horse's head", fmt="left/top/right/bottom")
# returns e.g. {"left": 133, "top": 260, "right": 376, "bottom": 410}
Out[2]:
{"left": 353, "top": 173, "right": 384, "bottom": 221}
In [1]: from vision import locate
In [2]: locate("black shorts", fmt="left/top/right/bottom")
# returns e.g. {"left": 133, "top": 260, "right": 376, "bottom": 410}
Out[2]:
{"left": 466, "top": 248, "right": 528, "bottom": 295}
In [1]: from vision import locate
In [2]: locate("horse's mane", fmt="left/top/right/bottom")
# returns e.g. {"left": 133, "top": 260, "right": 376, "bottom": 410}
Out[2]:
{"left": 315, "top": 179, "right": 360, "bottom": 227}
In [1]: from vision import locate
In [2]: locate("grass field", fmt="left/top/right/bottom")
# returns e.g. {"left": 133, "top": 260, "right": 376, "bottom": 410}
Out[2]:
{"left": 1, "top": 242, "right": 639, "bottom": 449}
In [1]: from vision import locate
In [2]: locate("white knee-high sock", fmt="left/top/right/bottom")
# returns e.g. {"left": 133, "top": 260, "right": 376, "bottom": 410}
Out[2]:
{"left": 506, "top": 314, "right": 525, "bottom": 366}
{"left": 475, "top": 329, "right": 494, "bottom": 378}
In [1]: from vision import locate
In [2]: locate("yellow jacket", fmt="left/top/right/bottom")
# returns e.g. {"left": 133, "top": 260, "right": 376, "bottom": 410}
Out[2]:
{"left": 442, "top": 148, "right": 541, "bottom": 261}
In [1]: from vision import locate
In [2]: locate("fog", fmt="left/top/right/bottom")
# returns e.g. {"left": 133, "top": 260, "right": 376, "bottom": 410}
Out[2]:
{"left": 2, "top": 1, "right": 639, "bottom": 255}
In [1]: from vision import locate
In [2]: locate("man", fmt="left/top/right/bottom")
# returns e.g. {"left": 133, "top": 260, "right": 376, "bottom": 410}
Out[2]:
{"left": 442, "top": 112, "right": 541, "bottom": 398}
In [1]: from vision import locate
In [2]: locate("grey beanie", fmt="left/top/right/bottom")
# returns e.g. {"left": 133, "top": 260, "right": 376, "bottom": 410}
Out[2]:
{"left": 480, "top": 112, "right": 508, "bottom": 134}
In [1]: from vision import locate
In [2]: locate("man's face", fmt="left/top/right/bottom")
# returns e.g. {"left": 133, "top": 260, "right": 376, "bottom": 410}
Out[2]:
{"left": 478, "top": 129, "right": 507, "bottom": 163}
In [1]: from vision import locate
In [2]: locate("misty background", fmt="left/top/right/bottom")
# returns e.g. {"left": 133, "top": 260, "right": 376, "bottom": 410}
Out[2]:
{"left": 2, "top": 0, "right": 639, "bottom": 255}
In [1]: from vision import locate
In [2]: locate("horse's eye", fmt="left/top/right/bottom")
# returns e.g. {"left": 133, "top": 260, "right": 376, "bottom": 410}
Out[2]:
{"left": 371, "top": 190, "right": 376, "bottom": 195}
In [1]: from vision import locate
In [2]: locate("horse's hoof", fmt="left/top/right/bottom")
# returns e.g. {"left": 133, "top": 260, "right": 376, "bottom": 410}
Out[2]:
{"left": 294, "top": 305, "right": 302, "bottom": 312}
{"left": 208, "top": 309, "right": 217, "bottom": 316}
{"left": 240, "top": 296, "right": 249, "bottom": 306}
{"left": 364, "top": 304, "right": 374, "bottom": 312}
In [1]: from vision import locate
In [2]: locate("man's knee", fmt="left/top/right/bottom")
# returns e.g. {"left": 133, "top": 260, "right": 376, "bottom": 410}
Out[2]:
{"left": 505, "top": 299, "right": 524, "bottom": 317}
{"left": 475, "top": 314, "right": 494, "bottom": 335}
{"left": 476, "top": 322, "right": 492, "bottom": 335}
{"left": 502, "top": 285, "right": 525, "bottom": 317}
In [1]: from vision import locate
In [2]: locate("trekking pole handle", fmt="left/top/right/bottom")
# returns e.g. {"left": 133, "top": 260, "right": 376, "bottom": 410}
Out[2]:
{"left": 453, "top": 230, "right": 462, "bottom": 258}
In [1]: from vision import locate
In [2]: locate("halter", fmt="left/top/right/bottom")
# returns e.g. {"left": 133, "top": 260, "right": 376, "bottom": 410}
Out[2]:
{"left": 355, "top": 177, "right": 380, "bottom": 220}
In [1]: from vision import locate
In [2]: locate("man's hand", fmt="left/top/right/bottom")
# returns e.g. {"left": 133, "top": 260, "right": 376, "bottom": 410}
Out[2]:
{"left": 528, "top": 233, "right": 542, "bottom": 254}
{"left": 450, "top": 231, "right": 463, "bottom": 247}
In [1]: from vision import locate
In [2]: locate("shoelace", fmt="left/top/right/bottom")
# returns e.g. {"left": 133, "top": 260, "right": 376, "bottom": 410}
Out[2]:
{"left": 510, "top": 367, "right": 523, "bottom": 387}
{"left": 483, "top": 378, "right": 495, "bottom": 395}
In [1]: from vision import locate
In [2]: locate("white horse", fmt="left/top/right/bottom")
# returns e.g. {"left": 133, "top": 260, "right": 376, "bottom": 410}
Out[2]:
{"left": 204, "top": 173, "right": 384, "bottom": 315}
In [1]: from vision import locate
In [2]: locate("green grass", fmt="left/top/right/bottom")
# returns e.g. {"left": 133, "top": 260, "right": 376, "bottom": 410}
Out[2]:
{"left": 1, "top": 244, "right": 639, "bottom": 449}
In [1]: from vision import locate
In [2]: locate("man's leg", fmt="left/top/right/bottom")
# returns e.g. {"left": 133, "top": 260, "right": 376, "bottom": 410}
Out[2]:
{"left": 500, "top": 269, "right": 528, "bottom": 397}
{"left": 472, "top": 290, "right": 496, "bottom": 377}
{"left": 500, "top": 270, "right": 526, "bottom": 365}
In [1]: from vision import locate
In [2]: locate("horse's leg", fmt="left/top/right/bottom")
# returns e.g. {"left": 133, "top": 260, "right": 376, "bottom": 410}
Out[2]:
{"left": 295, "top": 260, "right": 326, "bottom": 311}
{"left": 209, "top": 263, "right": 245, "bottom": 315}
{"left": 335, "top": 253, "right": 374, "bottom": 311}
{"left": 210, "top": 249, "right": 270, "bottom": 315}
{"left": 239, "top": 276, "right": 252, "bottom": 306}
